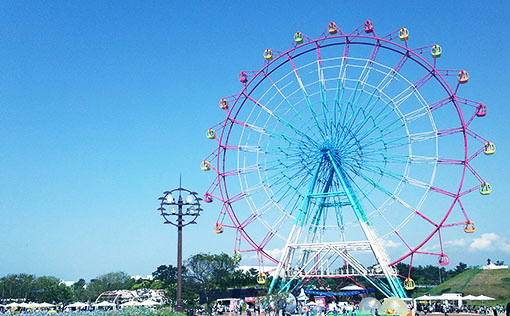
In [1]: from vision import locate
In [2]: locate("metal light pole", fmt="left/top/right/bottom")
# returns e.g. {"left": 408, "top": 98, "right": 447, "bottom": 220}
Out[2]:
{"left": 158, "top": 186, "right": 202, "bottom": 313}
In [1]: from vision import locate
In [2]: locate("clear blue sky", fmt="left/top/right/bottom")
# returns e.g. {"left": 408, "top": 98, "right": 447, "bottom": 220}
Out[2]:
{"left": 1, "top": 1, "right": 509, "bottom": 282}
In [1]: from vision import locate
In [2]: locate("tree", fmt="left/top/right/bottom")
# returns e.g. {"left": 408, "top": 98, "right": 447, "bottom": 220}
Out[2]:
{"left": 32, "top": 276, "right": 72, "bottom": 303}
{"left": 0, "top": 274, "right": 36, "bottom": 300}
{"left": 150, "top": 280, "right": 165, "bottom": 290}
{"left": 184, "top": 253, "right": 239, "bottom": 303}
{"left": 131, "top": 280, "right": 151, "bottom": 290}
{"left": 152, "top": 265, "right": 178, "bottom": 288}
{"left": 71, "top": 279, "right": 88, "bottom": 302}
{"left": 453, "top": 262, "right": 468, "bottom": 275}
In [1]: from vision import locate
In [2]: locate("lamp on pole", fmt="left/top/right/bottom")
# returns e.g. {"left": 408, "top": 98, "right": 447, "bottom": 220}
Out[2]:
{"left": 158, "top": 186, "right": 202, "bottom": 312}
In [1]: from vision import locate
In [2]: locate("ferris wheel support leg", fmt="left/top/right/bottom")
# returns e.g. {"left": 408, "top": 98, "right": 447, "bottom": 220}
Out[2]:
{"left": 268, "top": 159, "right": 324, "bottom": 295}
{"left": 327, "top": 152, "right": 407, "bottom": 298}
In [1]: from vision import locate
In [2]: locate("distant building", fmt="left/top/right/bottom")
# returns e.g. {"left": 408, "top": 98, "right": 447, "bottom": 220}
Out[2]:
{"left": 130, "top": 275, "right": 154, "bottom": 281}
{"left": 481, "top": 263, "right": 509, "bottom": 270}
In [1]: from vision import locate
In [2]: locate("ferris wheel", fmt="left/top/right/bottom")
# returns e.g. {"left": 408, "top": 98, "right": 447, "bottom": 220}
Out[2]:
{"left": 202, "top": 20, "right": 494, "bottom": 298}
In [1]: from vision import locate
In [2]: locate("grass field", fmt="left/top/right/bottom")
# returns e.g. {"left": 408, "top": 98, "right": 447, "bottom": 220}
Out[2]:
{"left": 427, "top": 268, "right": 510, "bottom": 305}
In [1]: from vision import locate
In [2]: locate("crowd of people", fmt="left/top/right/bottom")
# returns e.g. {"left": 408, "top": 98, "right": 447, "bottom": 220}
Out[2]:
{"left": 416, "top": 302, "right": 508, "bottom": 316}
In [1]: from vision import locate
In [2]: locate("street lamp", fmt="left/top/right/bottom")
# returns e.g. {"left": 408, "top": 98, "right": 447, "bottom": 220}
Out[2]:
{"left": 158, "top": 186, "right": 202, "bottom": 312}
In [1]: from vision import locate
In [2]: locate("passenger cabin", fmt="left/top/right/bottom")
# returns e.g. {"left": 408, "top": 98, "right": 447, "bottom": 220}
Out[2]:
{"left": 328, "top": 22, "right": 338, "bottom": 34}
{"left": 220, "top": 98, "right": 229, "bottom": 110}
{"left": 464, "top": 221, "right": 476, "bottom": 233}
{"left": 294, "top": 32, "right": 304, "bottom": 44}
{"left": 203, "top": 193, "right": 213, "bottom": 203}
{"left": 239, "top": 71, "right": 248, "bottom": 84}
{"left": 201, "top": 160, "right": 211, "bottom": 171}
{"left": 480, "top": 182, "right": 491, "bottom": 195}
{"left": 399, "top": 27, "right": 409, "bottom": 41}
{"left": 214, "top": 223, "right": 223, "bottom": 234}
{"left": 458, "top": 70, "right": 469, "bottom": 84}
{"left": 484, "top": 142, "right": 495, "bottom": 155}
{"left": 233, "top": 251, "right": 241, "bottom": 262}
{"left": 264, "top": 48, "right": 273, "bottom": 61}
{"left": 438, "top": 254, "right": 450, "bottom": 266}
{"left": 257, "top": 273, "right": 267, "bottom": 284}
{"left": 476, "top": 103, "right": 487, "bottom": 117}
{"left": 206, "top": 128, "right": 216, "bottom": 139}
{"left": 403, "top": 278, "right": 415, "bottom": 290}
{"left": 364, "top": 20, "right": 374, "bottom": 33}
{"left": 431, "top": 44, "right": 442, "bottom": 58}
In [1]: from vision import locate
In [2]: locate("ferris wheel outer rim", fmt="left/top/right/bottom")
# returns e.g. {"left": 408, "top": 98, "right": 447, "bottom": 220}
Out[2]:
{"left": 213, "top": 30, "right": 470, "bottom": 267}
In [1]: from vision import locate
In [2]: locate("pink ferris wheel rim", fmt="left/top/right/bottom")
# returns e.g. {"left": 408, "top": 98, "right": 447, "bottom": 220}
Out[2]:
{"left": 206, "top": 21, "right": 489, "bottom": 271}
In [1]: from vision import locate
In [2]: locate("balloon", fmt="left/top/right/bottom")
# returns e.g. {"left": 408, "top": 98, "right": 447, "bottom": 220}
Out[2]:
{"left": 381, "top": 297, "right": 408, "bottom": 316}
{"left": 359, "top": 297, "right": 382, "bottom": 315}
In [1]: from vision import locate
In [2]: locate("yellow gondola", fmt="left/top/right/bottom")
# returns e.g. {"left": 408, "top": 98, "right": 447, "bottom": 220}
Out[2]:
{"left": 257, "top": 273, "right": 267, "bottom": 284}
{"left": 484, "top": 142, "right": 495, "bottom": 155}
{"left": 328, "top": 22, "right": 338, "bottom": 34}
{"left": 399, "top": 27, "right": 409, "bottom": 41}
{"left": 200, "top": 160, "right": 211, "bottom": 171}
{"left": 264, "top": 48, "right": 273, "bottom": 61}
{"left": 431, "top": 44, "right": 442, "bottom": 58}
{"left": 294, "top": 32, "right": 304, "bottom": 44}
{"left": 403, "top": 278, "right": 415, "bottom": 290}
{"left": 480, "top": 182, "right": 491, "bottom": 195}
{"left": 458, "top": 70, "right": 469, "bottom": 84}
{"left": 233, "top": 250, "right": 242, "bottom": 262}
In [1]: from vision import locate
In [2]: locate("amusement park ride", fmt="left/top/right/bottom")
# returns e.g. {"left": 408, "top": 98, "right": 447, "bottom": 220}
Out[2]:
{"left": 201, "top": 20, "right": 493, "bottom": 298}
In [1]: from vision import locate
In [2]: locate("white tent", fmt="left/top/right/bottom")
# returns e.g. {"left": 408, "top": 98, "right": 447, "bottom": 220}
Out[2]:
{"left": 297, "top": 289, "right": 309, "bottom": 302}
{"left": 476, "top": 295, "right": 495, "bottom": 301}
{"left": 66, "top": 302, "right": 89, "bottom": 308}
{"left": 93, "top": 301, "right": 116, "bottom": 309}
{"left": 340, "top": 284, "right": 365, "bottom": 291}
{"left": 39, "top": 302, "right": 56, "bottom": 308}
{"left": 6, "top": 303, "right": 21, "bottom": 308}
{"left": 121, "top": 301, "right": 142, "bottom": 307}
{"left": 27, "top": 302, "right": 40, "bottom": 308}
{"left": 140, "top": 299, "right": 160, "bottom": 307}
{"left": 462, "top": 295, "right": 479, "bottom": 300}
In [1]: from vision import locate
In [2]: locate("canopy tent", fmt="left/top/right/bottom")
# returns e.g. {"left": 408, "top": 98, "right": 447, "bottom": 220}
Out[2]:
{"left": 340, "top": 284, "right": 365, "bottom": 291}
{"left": 476, "top": 295, "right": 495, "bottom": 301}
{"left": 5, "top": 303, "right": 21, "bottom": 308}
{"left": 93, "top": 301, "right": 116, "bottom": 309}
{"left": 140, "top": 299, "right": 160, "bottom": 307}
{"left": 462, "top": 295, "right": 479, "bottom": 300}
{"left": 297, "top": 289, "right": 309, "bottom": 302}
{"left": 121, "top": 301, "right": 141, "bottom": 307}
{"left": 38, "top": 302, "right": 56, "bottom": 308}
{"left": 414, "top": 294, "right": 463, "bottom": 308}
{"left": 66, "top": 302, "right": 89, "bottom": 308}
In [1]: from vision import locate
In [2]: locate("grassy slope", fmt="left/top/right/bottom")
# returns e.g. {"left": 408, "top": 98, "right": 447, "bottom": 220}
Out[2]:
{"left": 427, "top": 268, "right": 510, "bottom": 304}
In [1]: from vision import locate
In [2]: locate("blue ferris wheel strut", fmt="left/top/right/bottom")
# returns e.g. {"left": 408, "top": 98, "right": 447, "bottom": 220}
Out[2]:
{"left": 268, "top": 149, "right": 408, "bottom": 298}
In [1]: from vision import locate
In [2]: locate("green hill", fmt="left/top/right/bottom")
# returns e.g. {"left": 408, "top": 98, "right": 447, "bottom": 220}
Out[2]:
{"left": 426, "top": 268, "right": 510, "bottom": 304}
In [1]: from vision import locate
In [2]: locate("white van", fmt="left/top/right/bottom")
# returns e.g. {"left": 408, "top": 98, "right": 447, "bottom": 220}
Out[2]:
{"left": 215, "top": 298, "right": 241, "bottom": 314}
